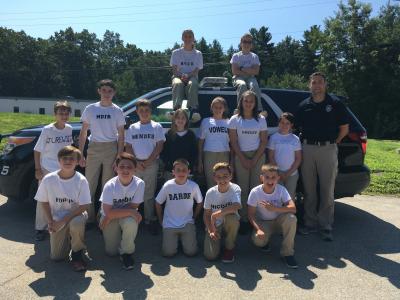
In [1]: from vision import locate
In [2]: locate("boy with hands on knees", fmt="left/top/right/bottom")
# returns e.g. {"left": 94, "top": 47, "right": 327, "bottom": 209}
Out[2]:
{"left": 203, "top": 163, "right": 241, "bottom": 263}
{"left": 35, "top": 146, "right": 91, "bottom": 272}
{"left": 155, "top": 159, "right": 203, "bottom": 257}
{"left": 248, "top": 164, "right": 298, "bottom": 268}
{"left": 99, "top": 152, "right": 144, "bottom": 270}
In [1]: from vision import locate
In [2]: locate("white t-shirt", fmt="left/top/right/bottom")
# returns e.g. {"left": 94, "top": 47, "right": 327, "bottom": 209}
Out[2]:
{"left": 33, "top": 123, "right": 73, "bottom": 172}
{"left": 170, "top": 48, "right": 203, "bottom": 75}
{"left": 204, "top": 183, "right": 241, "bottom": 226}
{"left": 228, "top": 115, "right": 268, "bottom": 151}
{"left": 199, "top": 117, "right": 230, "bottom": 152}
{"left": 125, "top": 120, "right": 166, "bottom": 160}
{"left": 155, "top": 179, "right": 203, "bottom": 229}
{"left": 35, "top": 171, "right": 91, "bottom": 221}
{"left": 267, "top": 132, "right": 302, "bottom": 175}
{"left": 99, "top": 176, "right": 145, "bottom": 216}
{"left": 230, "top": 51, "right": 261, "bottom": 69}
{"left": 81, "top": 102, "right": 125, "bottom": 142}
{"left": 247, "top": 184, "right": 291, "bottom": 221}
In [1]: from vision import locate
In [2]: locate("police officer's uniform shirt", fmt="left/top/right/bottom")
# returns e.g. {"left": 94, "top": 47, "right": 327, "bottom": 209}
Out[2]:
{"left": 81, "top": 102, "right": 125, "bottom": 142}
{"left": 204, "top": 183, "right": 241, "bottom": 227}
{"left": 228, "top": 114, "right": 268, "bottom": 151}
{"left": 34, "top": 123, "right": 73, "bottom": 172}
{"left": 170, "top": 48, "right": 203, "bottom": 74}
{"left": 199, "top": 117, "right": 230, "bottom": 152}
{"left": 230, "top": 51, "right": 261, "bottom": 68}
{"left": 247, "top": 184, "right": 291, "bottom": 221}
{"left": 155, "top": 179, "right": 203, "bottom": 229}
{"left": 99, "top": 175, "right": 145, "bottom": 216}
{"left": 296, "top": 95, "right": 349, "bottom": 141}
{"left": 125, "top": 120, "right": 166, "bottom": 160}
{"left": 267, "top": 132, "right": 301, "bottom": 175}
{"left": 35, "top": 171, "right": 91, "bottom": 221}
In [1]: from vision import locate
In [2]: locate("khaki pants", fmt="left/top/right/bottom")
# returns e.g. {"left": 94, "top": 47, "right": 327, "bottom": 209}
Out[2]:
{"left": 301, "top": 143, "right": 338, "bottom": 230}
{"left": 234, "top": 150, "right": 265, "bottom": 221}
{"left": 252, "top": 213, "right": 297, "bottom": 256}
{"left": 50, "top": 213, "right": 87, "bottom": 260}
{"left": 203, "top": 214, "right": 240, "bottom": 260}
{"left": 35, "top": 168, "right": 50, "bottom": 230}
{"left": 279, "top": 172, "right": 299, "bottom": 201}
{"left": 172, "top": 76, "right": 199, "bottom": 109}
{"left": 233, "top": 76, "right": 263, "bottom": 110}
{"left": 85, "top": 141, "right": 117, "bottom": 223}
{"left": 203, "top": 151, "right": 230, "bottom": 189}
{"left": 101, "top": 216, "right": 139, "bottom": 256}
{"left": 135, "top": 160, "right": 158, "bottom": 223}
{"left": 162, "top": 223, "right": 197, "bottom": 257}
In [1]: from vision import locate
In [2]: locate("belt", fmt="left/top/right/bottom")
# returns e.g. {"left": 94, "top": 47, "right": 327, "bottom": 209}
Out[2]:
{"left": 303, "top": 139, "right": 335, "bottom": 146}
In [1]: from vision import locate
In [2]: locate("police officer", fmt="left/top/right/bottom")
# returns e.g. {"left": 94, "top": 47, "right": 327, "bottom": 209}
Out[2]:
{"left": 295, "top": 72, "right": 349, "bottom": 241}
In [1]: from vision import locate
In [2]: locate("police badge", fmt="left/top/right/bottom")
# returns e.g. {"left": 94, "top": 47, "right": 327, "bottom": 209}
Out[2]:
{"left": 326, "top": 104, "right": 332, "bottom": 112}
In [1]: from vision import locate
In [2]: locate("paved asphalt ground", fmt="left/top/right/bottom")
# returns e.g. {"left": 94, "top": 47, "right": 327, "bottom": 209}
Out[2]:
{"left": 0, "top": 194, "right": 399, "bottom": 299}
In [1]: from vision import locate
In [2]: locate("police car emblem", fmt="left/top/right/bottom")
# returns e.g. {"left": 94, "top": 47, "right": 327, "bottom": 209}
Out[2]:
{"left": 326, "top": 104, "right": 332, "bottom": 112}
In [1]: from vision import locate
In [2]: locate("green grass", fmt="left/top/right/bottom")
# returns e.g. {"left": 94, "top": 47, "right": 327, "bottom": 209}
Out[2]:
{"left": 364, "top": 139, "right": 400, "bottom": 196}
{"left": 1, "top": 113, "right": 399, "bottom": 195}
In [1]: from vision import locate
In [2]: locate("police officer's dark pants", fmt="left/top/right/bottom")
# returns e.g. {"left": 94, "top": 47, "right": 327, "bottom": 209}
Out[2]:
{"left": 301, "top": 143, "right": 338, "bottom": 230}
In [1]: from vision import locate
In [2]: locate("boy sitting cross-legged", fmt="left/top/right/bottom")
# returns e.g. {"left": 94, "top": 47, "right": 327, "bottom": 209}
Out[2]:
{"left": 155, "top": 159, "right": 203, "bottom": 257}
{"left": 247, "top": 164, "right": 298, "bottom": 268}
{"left": 99, "top": 152, "right": 144, "bottom": 270}
{"left": 34, "top": 146, "right": 91, "bottom": 272}
{"left": 203, "top": 162, "right": 241, "bottom": 263}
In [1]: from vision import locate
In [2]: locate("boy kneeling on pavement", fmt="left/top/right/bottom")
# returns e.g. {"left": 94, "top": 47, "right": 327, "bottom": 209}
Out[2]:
{"left": 248, "top": 164, "right": 298, "bottom": 268}
{"left": 35, "top": 146, "right": 91, "bottom": 272}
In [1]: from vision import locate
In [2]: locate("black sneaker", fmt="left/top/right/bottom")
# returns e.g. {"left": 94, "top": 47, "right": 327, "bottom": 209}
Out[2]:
{"left": 283, "top": 256, "right": 298, "bottom": 269}
{"left": 238, "top": 221, "right": 250, "bottom": 235}
{"left": 320, "top": 229, "right": 333, "bottom": 242}
{"left": 35, "top": 230, "right": 46, "bottom": 241}
{"left": 149, "top": 221, "right": 159, "bottom": 236}
{"left": 261, "top": 243, "right": 271, "bottom": 253}
{"left": 71, "top": 250, "right": 87, "bottom": 272}
{"left": 120, "top": 254, "right": 134, "bottom": 270}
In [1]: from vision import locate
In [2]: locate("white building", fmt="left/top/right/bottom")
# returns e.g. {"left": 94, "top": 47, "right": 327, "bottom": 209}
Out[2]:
{"left": 0, "top": 96, "right": 96, "bottom": 117}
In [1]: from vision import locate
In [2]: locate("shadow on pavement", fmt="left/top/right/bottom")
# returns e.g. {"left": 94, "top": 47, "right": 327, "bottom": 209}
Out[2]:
{"left": 0, "top": 197, "right": 398, "bottom": 295}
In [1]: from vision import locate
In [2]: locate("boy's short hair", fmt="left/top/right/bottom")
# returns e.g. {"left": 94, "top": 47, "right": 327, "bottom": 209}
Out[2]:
{"left": 136, "top": 99, "right": 152, "bottom": 109}
{"left": 54, "top": 100, "right": 71, "bottom": 114}
{"left": 213, "top": 162, "right": 232, "bottom": 174}
{"left": 173, "top": 158, "right": 190, "bottom": 169}
{"left": 58, "top": 145, "right": 81, "bottom": 161}
{"left": 116, "top": 152, "right": 137, "bottom": 167}
{"left": 261, "top": 164, "right": 279, "bottom": 175}
{"left": 97, "top": 79, "right": 116, "bottom": 90}
{"left": 309, "top": 72, "right": 326, "bottom": 82}
{"left": 241, "top": 33, "right": 253, "bottom": 42}
{"left": 279, "top": 112, "right": 295, "bottom": 125}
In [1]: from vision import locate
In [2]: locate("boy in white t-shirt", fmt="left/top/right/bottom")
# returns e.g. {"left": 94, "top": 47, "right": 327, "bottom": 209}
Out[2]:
{"left": 126, "top": 99, "right": 165, "bottom": 235}
{"left": 35, "top": 146, "right": 91, "bottom": 272}
{"left": 267, "top": 112, "right": 302, "bottom": 200}
{"left": 230, "top": 33, "right": 266, "bottom": 115}
{"left": 203, "top": 163, "right": 241, "bottom": 263}
{"left": 78, "top": 79, "right": 125, "bottom": 224}
{"left": 170, "top": 29, "right": 203, "bottom": 122}
{"left": 248, "top": 164, "right": 298, "bottom": 268}
{"left": 33, "top": 100, "right": 73, "bottom": 241}
{"left": 155, "top": 159, "right": 203, "bottom": 257}
{"left": 99, "top": 152, "right": 144, "bottom": 270}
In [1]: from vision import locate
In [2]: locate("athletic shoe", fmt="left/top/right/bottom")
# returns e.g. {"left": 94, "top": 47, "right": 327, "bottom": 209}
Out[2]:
{"left": 120, "top": 254, "right": 134, "bottom": 270}
{"left": 35, "top": 230, "right": 46, "bottom": 241}
{"left": 71, "top": 250, "right": 87, "bottom": 272}
{"left": 320, "top": 229, "right": 333, "bottom": 242}
{"left": 297, "top": 226, "right": 318, "bottom": 235}
{"left": 261, "top": 243, "right": 271, "bottom": 253}
{"left": 189, "top": 108, "right": 201, "bottom": 123}
{"left": 259, "top": 110, "right": 268, "bottom": 118}
{"left": 221, "top": 248, "right": 235, "bottom": 263}
{"left": 283, "top": 256, "right": 298, "bottom": 269}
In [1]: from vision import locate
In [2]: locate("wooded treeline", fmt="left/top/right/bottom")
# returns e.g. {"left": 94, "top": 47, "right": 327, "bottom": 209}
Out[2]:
{"left": 0, "top": 1, "right": 399, "bottom": 138}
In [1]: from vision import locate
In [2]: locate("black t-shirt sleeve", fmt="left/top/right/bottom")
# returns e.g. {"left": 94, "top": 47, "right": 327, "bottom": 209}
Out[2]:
{"left": 334, "top": 100, "right": 350, "bottom": 126}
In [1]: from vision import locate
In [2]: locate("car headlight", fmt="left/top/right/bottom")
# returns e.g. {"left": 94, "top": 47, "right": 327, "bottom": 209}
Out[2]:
{"left": 2, "top": 136, "right": 36, "bottom": 155}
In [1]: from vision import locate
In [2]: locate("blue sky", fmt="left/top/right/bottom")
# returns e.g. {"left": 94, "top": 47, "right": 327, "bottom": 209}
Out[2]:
{"left": 1, "top": 0, "right": 389, "bottom": 52}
